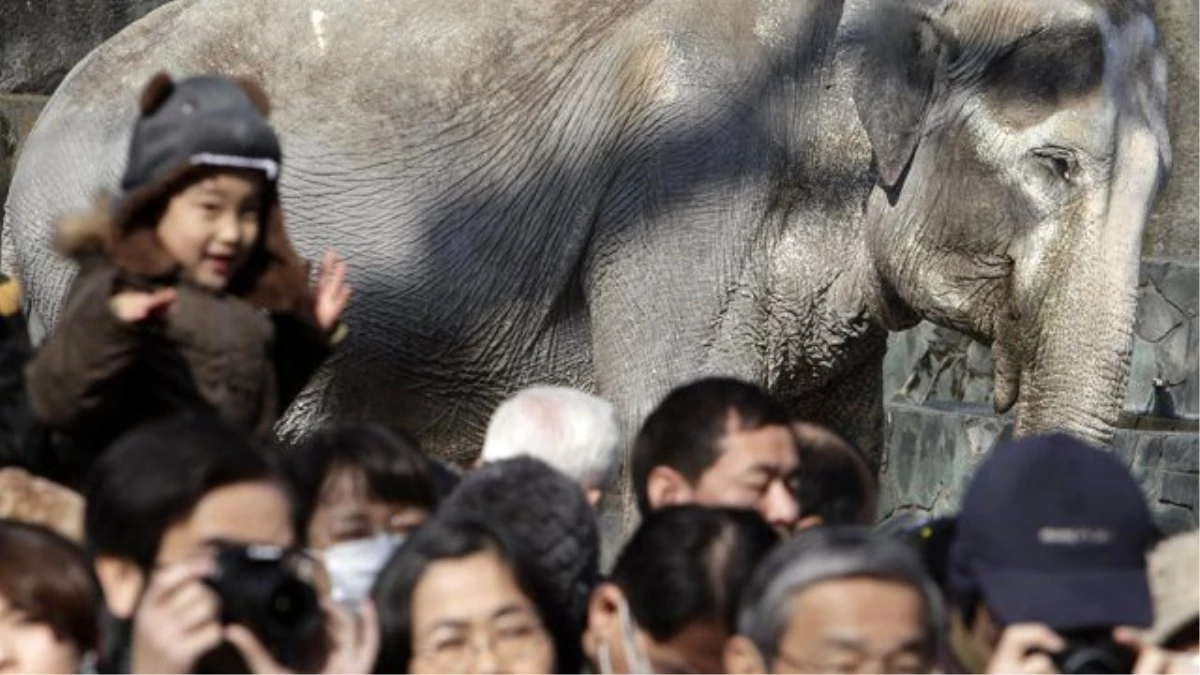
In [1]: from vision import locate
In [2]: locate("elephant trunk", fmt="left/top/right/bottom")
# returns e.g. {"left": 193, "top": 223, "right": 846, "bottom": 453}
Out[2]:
{"left": 1008, "top": 127, "right": 1164, "bottom": 445}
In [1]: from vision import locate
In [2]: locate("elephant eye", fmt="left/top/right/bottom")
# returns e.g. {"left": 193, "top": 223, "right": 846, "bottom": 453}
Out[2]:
{"left": 1032, "top": 146, "right": 1077, "bottom": 182}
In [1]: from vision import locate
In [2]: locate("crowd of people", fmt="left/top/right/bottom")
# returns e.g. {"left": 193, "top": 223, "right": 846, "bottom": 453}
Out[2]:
{"left": 0, "top": 72, "right": 1195, "bottom": 674}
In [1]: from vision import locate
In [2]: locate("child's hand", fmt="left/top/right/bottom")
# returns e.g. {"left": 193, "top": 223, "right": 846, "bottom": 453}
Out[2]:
{"left": 110, "top": 288, "right": 178, "bottom": 323}
{"left": 313, "top": 250, "right": 351, "bottom": 333}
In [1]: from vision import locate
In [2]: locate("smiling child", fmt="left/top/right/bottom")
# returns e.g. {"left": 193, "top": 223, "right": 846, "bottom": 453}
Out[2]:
{"left": 26, "top": 72, "right": 351, "bottom": 472}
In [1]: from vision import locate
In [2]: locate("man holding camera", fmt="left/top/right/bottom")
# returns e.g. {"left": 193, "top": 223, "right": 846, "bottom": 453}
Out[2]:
{"left": 946, "top": 433, "right": 1192, "bottom": 675}
{"left": 85, "top": 416, "right": 378, "bottom": 674}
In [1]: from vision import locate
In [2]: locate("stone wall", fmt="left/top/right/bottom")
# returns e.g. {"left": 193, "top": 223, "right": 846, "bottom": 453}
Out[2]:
{"left": 881, "top": 260, "right": 1200, "bottom": 534}
{"left": 880, "top": 404, "right": 1199, "bottom": 535}
{"left": 885, "top": 261, "right": 1200, "bottom": 422}
{"left": 0, "top": 0, "right": 173, "bottom": 94}
{"left": 1145, "top": 0, "right": 1199, "bottom": 259}
{"left": 0, "top": 96, "right": 46, "bottom": 215}
{"left": 1, "top": 0, "right": 174, "bottom": 241}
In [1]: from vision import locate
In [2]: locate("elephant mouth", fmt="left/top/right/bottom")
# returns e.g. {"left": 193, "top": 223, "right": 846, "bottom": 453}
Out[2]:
{"left": 990, "top": 316, "right": 1021, "bottom": 414}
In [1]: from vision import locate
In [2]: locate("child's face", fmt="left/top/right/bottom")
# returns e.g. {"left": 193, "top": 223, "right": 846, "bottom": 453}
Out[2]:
{"left": 157, "top": 169, "right": 265, "bottom": 290}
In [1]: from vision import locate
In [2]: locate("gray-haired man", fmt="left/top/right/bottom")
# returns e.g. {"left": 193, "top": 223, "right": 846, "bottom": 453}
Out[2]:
{"left": 724, "top": 527, "right": 943, "bottom": 674}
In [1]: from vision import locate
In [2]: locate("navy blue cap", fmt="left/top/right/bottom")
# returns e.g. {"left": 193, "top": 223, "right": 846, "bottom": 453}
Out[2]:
{"left": 950, "top": 433, "right": 1153, "bottom": 630}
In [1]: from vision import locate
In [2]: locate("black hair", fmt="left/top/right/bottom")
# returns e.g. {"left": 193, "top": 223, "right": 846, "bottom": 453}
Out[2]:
{"left": 280, "top": 423, "right": 439, "bottom": 539}
{"left": 793, "top": 423, "right": 877, "bottom": 526}
{"left": 610, "top": 505, "right": 780, "bottom": 640}
{"left": 84, "top": 414, "right": 281, "bottom": 570}
{"left": 371, "top": 515, "right": 581, "bottom": 674}
{"left": 632, "top": 377, "right": 792, "bottom": 514}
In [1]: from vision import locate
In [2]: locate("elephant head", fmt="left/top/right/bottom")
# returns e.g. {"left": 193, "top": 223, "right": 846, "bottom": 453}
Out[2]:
{"left": 849, "top": 0, "right": 1170, "bottom": 443}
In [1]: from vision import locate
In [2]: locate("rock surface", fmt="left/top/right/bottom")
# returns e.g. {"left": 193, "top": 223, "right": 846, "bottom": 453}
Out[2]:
{"left": 0, "top": 96, "right": 47, "bottom": 222}
{"left": 881, "top": 259, "right": 1198, "bottom": 533}
{"left": 884, "top": 260, "right": 1200, "bottom": 422}
{"left": 0, "top": 0, "right": 174, "bottom": 95}
{"left": 880, "top": 403, "right": 1199, "bottom": 535}
{"left": 1144, "top": 0, "right": 1199, "bottom": 259}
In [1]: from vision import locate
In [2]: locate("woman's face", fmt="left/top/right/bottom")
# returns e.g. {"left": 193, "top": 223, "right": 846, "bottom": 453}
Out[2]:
{"left": 408, "top": 549, "right": 555, "bottom": 674}
{"left": 307, "top": 467, "right": 430, "bottom": 552}
{"left": 0, "top": 594, "right": 81, "bottom": 674}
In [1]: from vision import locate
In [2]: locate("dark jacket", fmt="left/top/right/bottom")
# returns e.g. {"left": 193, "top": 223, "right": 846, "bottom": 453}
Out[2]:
{"left": 25, "top": 200, "right": 333, "bottom": 473}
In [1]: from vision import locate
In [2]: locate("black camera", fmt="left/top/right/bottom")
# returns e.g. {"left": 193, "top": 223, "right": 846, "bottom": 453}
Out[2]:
{"left": 1052, "top": 636, "right": 1137, "bottom": 674}
{"left": 207, "top": 543, "right": 322, "bottom": 667}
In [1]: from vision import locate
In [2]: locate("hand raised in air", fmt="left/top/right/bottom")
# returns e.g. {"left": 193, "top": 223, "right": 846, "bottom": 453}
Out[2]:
{"left": 313, "top": 250, "right": 351, "bottom": 334}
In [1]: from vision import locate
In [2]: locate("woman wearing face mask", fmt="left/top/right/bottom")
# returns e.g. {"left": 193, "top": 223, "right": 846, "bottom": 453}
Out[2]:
{"left": 372, "top": 515, "right": 580, "bottom": 674}
{"left": 584, "top": 506, "right": 779, "bottom": 674}
{"left": 281, "top": 424, "right": 439, "bottom": 606}
{"left": 0, "top": 520, "right": 102, "bottom": 674}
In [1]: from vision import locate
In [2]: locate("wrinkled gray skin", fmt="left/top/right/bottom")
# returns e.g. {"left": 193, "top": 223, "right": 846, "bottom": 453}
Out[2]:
{"left": 3, "top": 0, "right": 1170, "bottom": 536}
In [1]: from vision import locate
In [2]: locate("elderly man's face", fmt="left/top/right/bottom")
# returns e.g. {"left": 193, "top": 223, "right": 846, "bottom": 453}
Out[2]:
{"left": 761, "top": 577, "right": 931, "bottom": 674}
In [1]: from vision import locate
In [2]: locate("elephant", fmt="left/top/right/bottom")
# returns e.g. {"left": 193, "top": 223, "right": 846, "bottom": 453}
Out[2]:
{"left": 3, "top": 0, "right": 1170, "bottom": 537}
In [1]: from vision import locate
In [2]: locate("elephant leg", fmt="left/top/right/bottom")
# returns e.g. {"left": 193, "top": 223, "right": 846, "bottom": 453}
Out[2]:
{"left": 788, "top": 340, "right": 888, "bottom": 471}
{"left": 586, "top": 283, "right": 713, "bottom": 564}
{"left": 591, "top": 361, "right": 681, "bottom": 568}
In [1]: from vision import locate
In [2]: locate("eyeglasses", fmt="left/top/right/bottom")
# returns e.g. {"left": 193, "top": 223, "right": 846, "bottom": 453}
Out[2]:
{"left": 413, "top": 618, "right": 551, "bottom": 671}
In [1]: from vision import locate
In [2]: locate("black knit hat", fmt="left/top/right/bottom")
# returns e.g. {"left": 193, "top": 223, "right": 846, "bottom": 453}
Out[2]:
{"left": 115, "top": 72, "right": 281, "bottom": 228}
{"left": 439, "top": 457, "right": 600, "bottom": 631}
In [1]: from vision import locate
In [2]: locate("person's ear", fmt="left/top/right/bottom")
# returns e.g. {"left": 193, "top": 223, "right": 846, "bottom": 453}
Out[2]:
{"left": 584, "top": 583, "right": 626, "bottom": 670}
{"left": 585, "top": 487, "right": 604, "bottom": 508}
{"left": 646, "top": 465, "right": 694, "bottom": 510}
{"left": 796, "top": 514, "right": 824, "bottom": 531}
{"left": 94, "top": 555, "right": 146, "bottom": 619}
{"left": 724, "top": 635, "right": 768, "bottom": 674}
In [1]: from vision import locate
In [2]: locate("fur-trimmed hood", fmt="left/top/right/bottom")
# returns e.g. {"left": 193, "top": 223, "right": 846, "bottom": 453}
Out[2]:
{"left": 53, "top": 72, "right": 314, "bottom": 314}
{"left": 55, "top": 194, "right": 312, "bottom": 315}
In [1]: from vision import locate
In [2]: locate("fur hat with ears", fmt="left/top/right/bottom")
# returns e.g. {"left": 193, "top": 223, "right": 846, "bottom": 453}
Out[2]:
{"left": 59, "top": 72, "right": 311, "bottom": 314}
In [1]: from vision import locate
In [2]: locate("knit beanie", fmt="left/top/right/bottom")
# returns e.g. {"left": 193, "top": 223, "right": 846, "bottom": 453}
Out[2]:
{"left": 115, "top": 73, "right": 280, "bottom": 229}
{"left": 439, "top": 456, "right": 600, "bottom": 629}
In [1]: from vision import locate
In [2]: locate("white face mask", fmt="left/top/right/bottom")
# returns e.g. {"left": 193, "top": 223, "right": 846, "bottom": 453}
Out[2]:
{"left": 319, "top": 532, "right": 405, "bottom": 607}
{"left": 598, "top": 594, "right": 654, "bottom": 675}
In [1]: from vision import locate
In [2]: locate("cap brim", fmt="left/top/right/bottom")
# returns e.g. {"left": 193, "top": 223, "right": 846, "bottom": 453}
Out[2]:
{"left": 978, "top": 566, "right": 1152, "bottom": 631}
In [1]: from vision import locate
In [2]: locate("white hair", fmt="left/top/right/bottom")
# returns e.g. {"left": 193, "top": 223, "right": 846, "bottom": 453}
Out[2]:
{"left": 480, "top": 386, "right": 620, "bottom": 491}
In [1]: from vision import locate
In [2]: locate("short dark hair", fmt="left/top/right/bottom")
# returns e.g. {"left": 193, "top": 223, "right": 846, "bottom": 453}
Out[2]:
{"left": 632, "top": 377, "right": 792, "bottom": 514}
{"left": 280, "top": 423, "right": 439, "bottom": 538}
{"left": 793, "top": 422, "right": 877, "bottom": 525}
{"left": 0, "top": 519, "right": 102, "bottom": 653}
{"left": 84, "top": 415, "right": 280, "bottom": 570}
{"left": 610, "top": 506, "right": 780, "bottom": 639}
{"left": 371, "top": 515, "right": 581, "bottom": 674}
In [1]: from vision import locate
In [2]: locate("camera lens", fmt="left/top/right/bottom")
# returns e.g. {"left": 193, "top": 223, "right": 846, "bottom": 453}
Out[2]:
{"left": 268, "top": 578, "right": 319, "bottom": 630}
{"left": 208, "top": 544, "right": 322, "bottom": 668}
{"left": 1054, "top": 644, "right": 1135, "bottom": 674}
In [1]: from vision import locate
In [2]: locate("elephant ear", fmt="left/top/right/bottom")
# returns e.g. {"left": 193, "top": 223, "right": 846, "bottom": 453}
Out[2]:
{"left": 138, "top": 71, "right": 175, "bottom": 114}
{"left": 846, "top": 0, "right": 954, "bottom": 190}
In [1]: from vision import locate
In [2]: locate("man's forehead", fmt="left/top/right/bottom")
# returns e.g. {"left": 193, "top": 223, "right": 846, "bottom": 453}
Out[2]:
{"left": 719, "top": 423, "right": 797, "bottom": 464}
{"left": 787, "top": 577, "right": 927, "bottom": 636}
